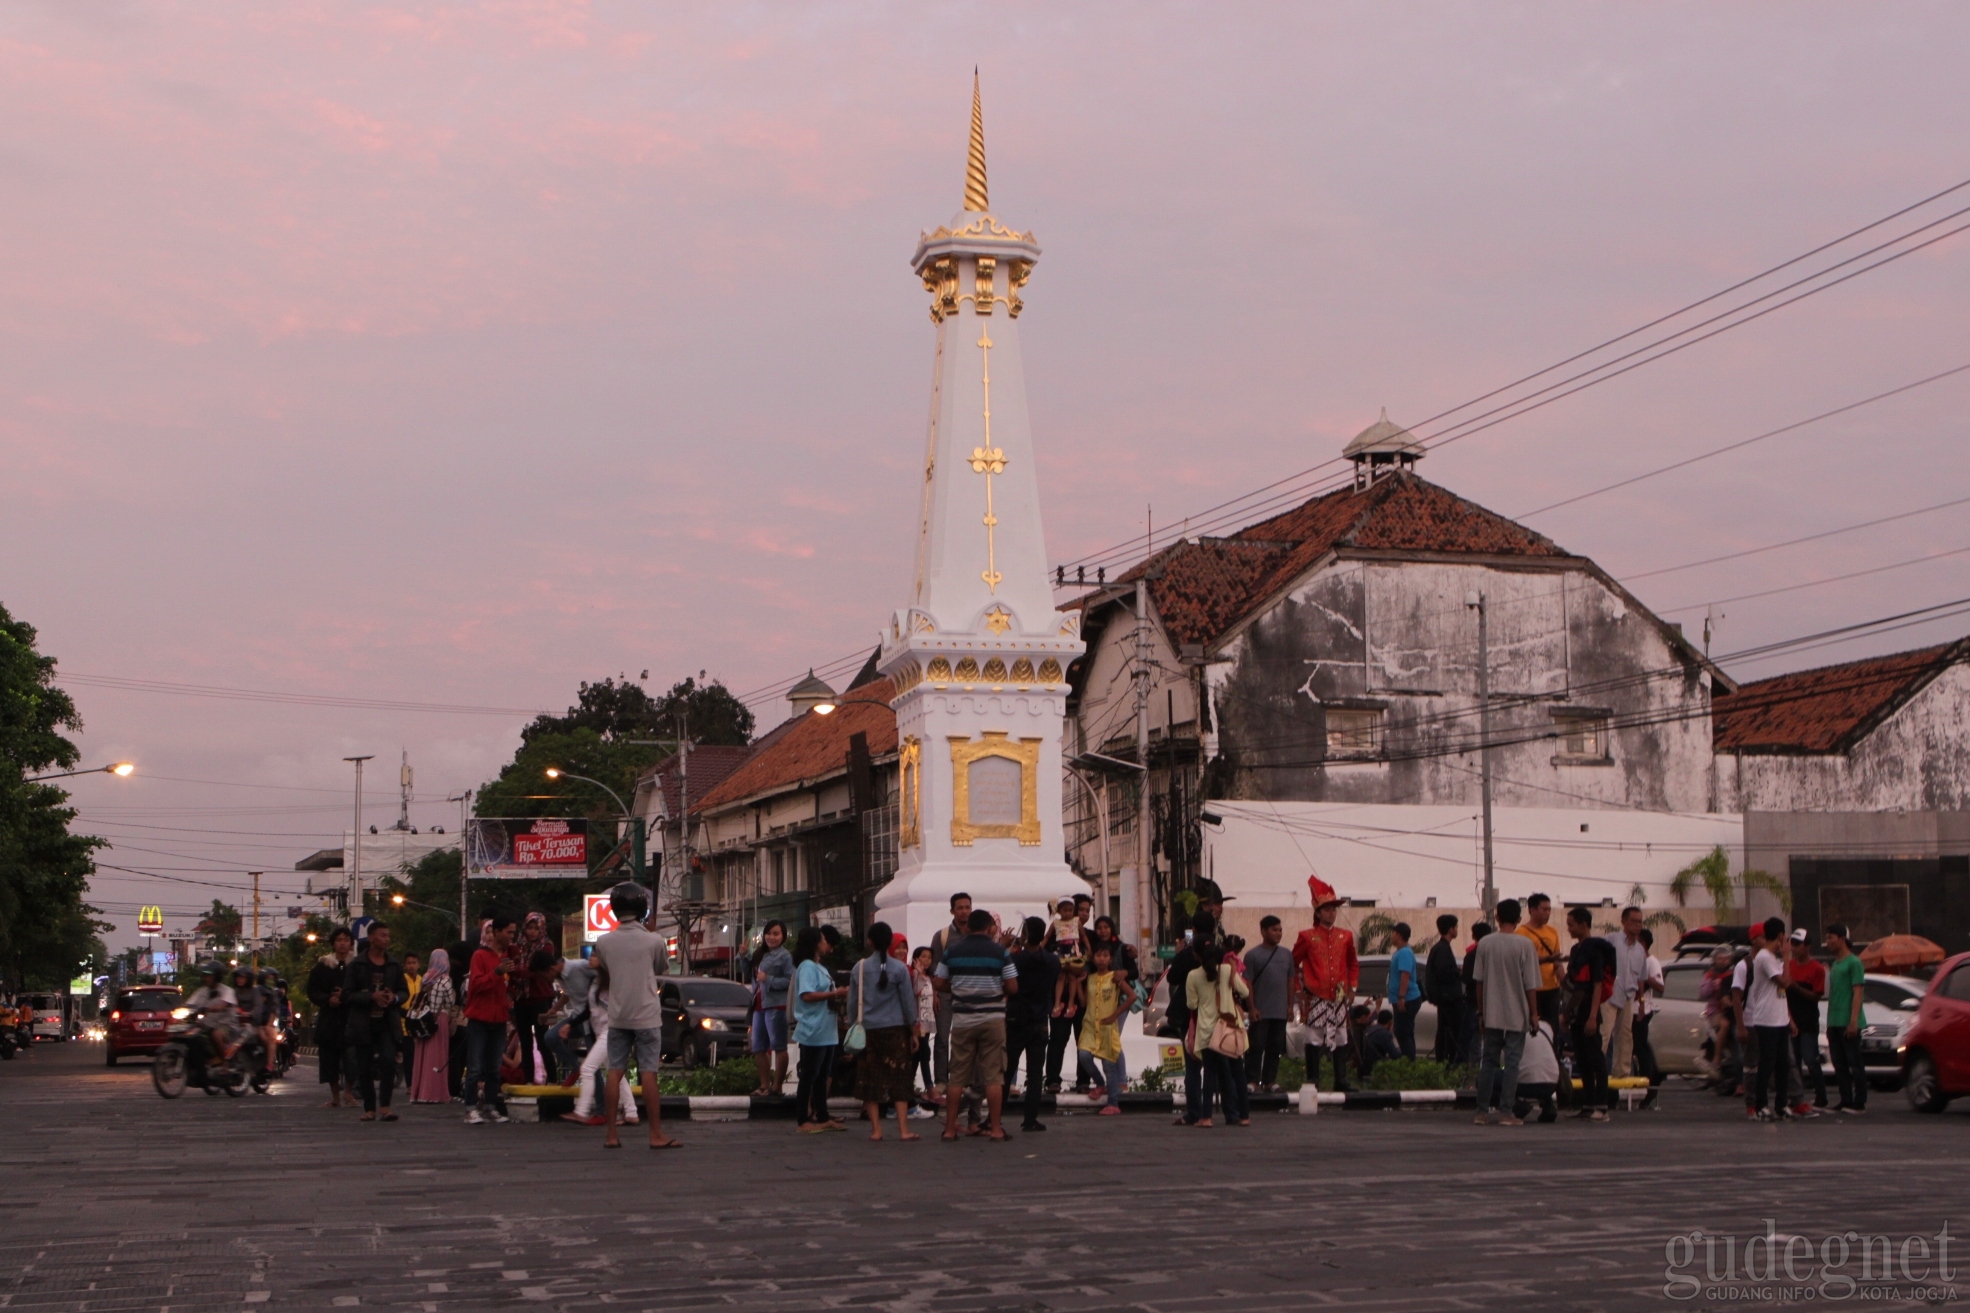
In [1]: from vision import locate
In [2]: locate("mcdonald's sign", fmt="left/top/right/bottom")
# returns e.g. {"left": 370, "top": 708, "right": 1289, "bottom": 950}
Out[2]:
{"left": 137, "top": 906, "right": 164, "bottom": 935}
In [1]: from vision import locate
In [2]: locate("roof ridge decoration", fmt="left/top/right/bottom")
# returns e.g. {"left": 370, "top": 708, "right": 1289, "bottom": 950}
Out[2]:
{"left": 964, "top": 70, "right": 988, "bottom": 213}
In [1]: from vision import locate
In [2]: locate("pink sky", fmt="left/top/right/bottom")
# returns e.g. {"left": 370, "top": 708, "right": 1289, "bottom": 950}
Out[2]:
{"left": 5, "top": 3, "right": 1969, "bottom": 946}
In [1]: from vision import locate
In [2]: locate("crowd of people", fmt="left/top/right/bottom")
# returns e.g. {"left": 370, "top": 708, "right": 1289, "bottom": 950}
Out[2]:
{"left": 283, "top": 868, "right": 1870, "bottom": 1140}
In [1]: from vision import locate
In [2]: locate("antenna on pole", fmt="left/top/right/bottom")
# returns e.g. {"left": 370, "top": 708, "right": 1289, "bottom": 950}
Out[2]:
{"left": 397, "top": 750, "right": 414, "bottom": 832}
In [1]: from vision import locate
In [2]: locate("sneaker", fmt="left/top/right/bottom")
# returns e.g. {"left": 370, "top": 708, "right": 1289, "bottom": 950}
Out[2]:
{"left": 1790, "top": 1102, "right": 1818, "bottom": 1119}
{"left": 908, "top": 1107, "right": 937, "bottom": 1120}
{"left": 1754, "top": 1108, "right": 1777, "bottom": 1123}
{"left": 1097, "top": 1106, "right": 1121, "bottom": 1117}
{"left": 1495, "top": 1115, "right": 1524, "bottom": 1126}
{"left": 486, "top": 1108, "right": 511, "bottom": 1124}
{"left": 564, "top": 1114, "right": 606, "bottom": 1127}
{"left": 1472, "top": 1112, "right": 1493, "bottom": 1125}
{"left": 465, "top": 1109, "right": 486, "bottom": 1125}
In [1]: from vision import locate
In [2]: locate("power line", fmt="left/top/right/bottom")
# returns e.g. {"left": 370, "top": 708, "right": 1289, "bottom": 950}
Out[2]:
{"left": 1054, "top": 180, "right": 1970, "bottom": 575}
{"left": 1656, "top": 544, "right": 1970, "bottom": 615}
{"left": 1622, "top": 494, "right": 1970, "bottom": 581}
{"left": 1515, "top": 360, "right": 1970, "bottom": 520}
{"left": 60, "top": 673, "right": 549, "bottom": 718}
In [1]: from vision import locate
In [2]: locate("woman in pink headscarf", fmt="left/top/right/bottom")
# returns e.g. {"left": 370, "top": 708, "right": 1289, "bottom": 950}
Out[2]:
{"left": 407, "top": 948, "right": 456, "bottom": 1103}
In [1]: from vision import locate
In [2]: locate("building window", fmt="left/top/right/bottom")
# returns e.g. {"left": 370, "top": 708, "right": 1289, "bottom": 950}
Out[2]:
{"left": 1325, "top": 708, "right": 1383, "bottom": 759}
{"left": 770, "top": 848, "right": 786, "bottom": 894}
{"left": 1555, "top": 715, "right": 1610, "bottom": 761}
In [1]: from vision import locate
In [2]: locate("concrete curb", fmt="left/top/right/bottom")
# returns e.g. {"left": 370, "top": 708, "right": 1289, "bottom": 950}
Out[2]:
{"left": 500, "top": 1088, "right": 1480, "bottom": 1121}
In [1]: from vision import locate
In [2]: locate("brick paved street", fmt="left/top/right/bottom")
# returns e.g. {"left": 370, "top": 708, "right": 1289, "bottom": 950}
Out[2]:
{"left": 3, "top": 1041, "right": 1966, "bottom": 1312}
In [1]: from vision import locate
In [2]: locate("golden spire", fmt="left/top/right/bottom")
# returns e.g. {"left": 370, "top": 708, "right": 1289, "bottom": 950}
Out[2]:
{"left": 963, "top": 70, "right": 989, "bottom": 213}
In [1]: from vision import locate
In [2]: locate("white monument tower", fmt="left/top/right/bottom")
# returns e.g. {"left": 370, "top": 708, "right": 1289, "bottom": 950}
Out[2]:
{"left": 876, "top": 77, "right": 1087, "bottom": 952}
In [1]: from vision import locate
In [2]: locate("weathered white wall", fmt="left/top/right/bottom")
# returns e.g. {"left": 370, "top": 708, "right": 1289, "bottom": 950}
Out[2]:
{"left": 1724, "top": 663, "right": 1970, "bottom": 813}
{"left": 1205, "top": 557, "right": 1718, "bottom": 813}
{"left": 1200, "top": 799, "right": 1742, "bottom": 918}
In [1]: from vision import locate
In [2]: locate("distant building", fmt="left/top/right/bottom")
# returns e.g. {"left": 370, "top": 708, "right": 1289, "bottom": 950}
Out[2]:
{"left": 1717, "top": 639, "right": 1970, "bottom": 954}
{"left": 295, "top": 827, "right": 457, "bottom": 915}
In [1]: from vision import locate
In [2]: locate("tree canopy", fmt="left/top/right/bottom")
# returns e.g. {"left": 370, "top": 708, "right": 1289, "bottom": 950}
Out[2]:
{"left": 518, "top": 673, "right": 753, "bottom": 749}
{"left": 0, "top": 603, "right": 108, "bottom": 989}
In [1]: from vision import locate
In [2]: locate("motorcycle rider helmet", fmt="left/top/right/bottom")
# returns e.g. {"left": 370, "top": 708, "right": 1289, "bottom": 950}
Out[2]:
{"left": 197, "top": 960, "right": 223, "bottom": 981}
{"left": 231, "top": 964, "right": 254, "bottom": 986}
{"left": 608, "top": 881, "right": 650, "bottom": 925}
{"left": 258, "top": 968, "right": 279, "bottom": 986}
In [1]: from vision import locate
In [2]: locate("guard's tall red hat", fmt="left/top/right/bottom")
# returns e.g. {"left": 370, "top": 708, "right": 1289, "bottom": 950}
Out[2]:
{"left": 1307, "top": 874, "right": 1344, "bottom": 909}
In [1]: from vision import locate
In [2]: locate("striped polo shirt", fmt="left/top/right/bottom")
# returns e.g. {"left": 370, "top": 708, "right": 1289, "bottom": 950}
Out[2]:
{"left": 934, "top": 933, "right": 1018, "bottom": 1030}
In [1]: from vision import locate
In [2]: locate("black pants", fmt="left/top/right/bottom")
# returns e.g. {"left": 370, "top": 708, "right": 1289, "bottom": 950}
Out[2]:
{"left": 1571, "top": 1014, "right": 1607, "bottom": 1110}
{"left": 512, "top": 1001, "right": 546, "bottom": 1081}
{"left": 1432, "top": 1001, "right": 1466, "bottom": 1065}
{"left": 1246, "top": 1018, "right": 1287, "bottom": 1087}
{"left": 1045, "top": 1011, "right": 1083, "bottom": 1088}
{"left": 1828, "top": 1027, "right": 1867, "bottom": 1110}
{"left": 1792, "top": 1021, "right": 1828, "bottom": 1105}
{"left": 797, "top": 1043, "right": 836, "bottom": 1126}
{"left": 1006, "top": 1018, "right": 1049, "bottom": 1126}
{"left": 1535, "top": 990, "right": 1560, "bottom": 1031}
{"left": 1305, "top": 1042, "right": 1351, "bottom": 1092}
{"left": 399, "top": 1035, "right": 418, "bottom": 1089}
{"left": 1751, "top": 1025, "right": 1791, "bottom": 1114}
{"left": 1632, "top": 1012, "right": 1664, "bottom": 1086}
{"left": 347, "top": 1027, "right": 398, "bottom": 1112}
{"left": 1513, "top": 1082, "right": 1558, "bottom": 1122}
{"left": 913, "top": 1033, "right": 934, "bottom": 1095}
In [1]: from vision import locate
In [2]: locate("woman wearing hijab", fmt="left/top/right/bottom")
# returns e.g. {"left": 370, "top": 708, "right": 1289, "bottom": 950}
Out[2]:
{"left": 407, "top": 948, "right": 457, "bottom": 1104}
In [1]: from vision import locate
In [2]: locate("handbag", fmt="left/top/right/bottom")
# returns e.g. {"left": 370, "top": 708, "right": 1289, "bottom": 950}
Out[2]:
{"left": 843, "top": 959, "right": 869, "bottom": 1054}
{"left": 1205, "top": 971, "right": 1249, "bottom": 1059}
{"left": 406, "top": 1011, "right": 438, "bottom": 1041}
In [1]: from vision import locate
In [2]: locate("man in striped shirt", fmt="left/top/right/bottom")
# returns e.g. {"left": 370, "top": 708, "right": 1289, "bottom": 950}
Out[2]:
{"left": 933, "top": 909, "right": 1020, "bottom": 1142}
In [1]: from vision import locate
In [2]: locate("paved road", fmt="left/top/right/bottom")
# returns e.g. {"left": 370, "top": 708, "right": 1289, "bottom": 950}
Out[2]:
{"left": 2, "top": 1040, "right": 1966, "bottom": 1312}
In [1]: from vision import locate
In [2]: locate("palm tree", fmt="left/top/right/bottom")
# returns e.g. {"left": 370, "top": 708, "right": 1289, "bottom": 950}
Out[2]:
{"left": 1669, "top": 846, "right": 1789, "bottom": 922}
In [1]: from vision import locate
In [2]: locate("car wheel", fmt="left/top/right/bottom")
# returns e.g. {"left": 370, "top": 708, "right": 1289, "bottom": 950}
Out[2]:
{"left": 1905, "top": 1052, "right": 1949, "bottom": 1113}
{"left": 681, "top": 1042, "right": 699, "bottom": 1070}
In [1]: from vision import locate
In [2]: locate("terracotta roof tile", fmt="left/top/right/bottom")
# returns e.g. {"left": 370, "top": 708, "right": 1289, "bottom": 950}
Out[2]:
{"left": 689, "top": 678, "right": 897, "bottom": 812}
{"left": 1713, "top": 642, "right": 1963, "bottom": 753}
{"left": 1109, "top": 472, "right": 1563, "bottom": 649}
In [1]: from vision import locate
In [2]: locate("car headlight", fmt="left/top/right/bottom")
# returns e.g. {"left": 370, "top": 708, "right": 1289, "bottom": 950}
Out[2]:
{"left": 698, "top": 1017, "right": 729, "bottom": 1032}
{"left": 170, "top": 1007, "right": 192, "bottom": 1020}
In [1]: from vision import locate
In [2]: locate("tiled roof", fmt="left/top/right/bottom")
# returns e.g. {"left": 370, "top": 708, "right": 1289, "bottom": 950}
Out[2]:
{"left": 635, "top": 745, "right": 753, "bottom": 819}
{"left": 690, "top": 678, "right": 898, "bottom": 813}
{"left": 1106, "top": 472, "right": 1565, "bottom": 648}
{"left": 1713, "top": 641, "right": 1964, "bottom": 753}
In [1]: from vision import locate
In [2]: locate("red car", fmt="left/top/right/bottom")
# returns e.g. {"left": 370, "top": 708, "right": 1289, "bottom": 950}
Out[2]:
{"left": 1902, "top": 951, "right": 1970, "bottom": 1112}
{"left": 104, "top": 986, "right": 183, "bottom": 1065}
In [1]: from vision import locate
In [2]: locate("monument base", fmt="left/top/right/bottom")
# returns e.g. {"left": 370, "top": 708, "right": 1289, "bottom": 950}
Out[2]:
{"left": 875, "top": 857, "right": 1090, "bottom": 955}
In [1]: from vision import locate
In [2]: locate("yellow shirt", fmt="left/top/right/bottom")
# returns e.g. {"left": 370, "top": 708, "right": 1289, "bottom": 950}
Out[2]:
{"left": 1078, "top": 971, "right": 1123, "bottom": 1062}
{"left": 1519, "top": 923, "right": 1562, "bottom": 992}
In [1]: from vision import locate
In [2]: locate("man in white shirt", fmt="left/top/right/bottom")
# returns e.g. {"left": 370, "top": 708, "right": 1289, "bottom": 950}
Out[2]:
{"left": 1736, "top": 917, "right": 1795, "bottom": 1121}
{"left": 1601, "top": 907, "right": 1649, "bottom": 1079}
{"left": 591, "top": 883, "right": 679, "bottom": 1150}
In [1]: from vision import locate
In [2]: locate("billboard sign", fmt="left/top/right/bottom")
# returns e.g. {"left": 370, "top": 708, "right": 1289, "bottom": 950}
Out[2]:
{"left": 137, "top": 906, "right": 165, "bottom": 935}
{"left": 583, "top": 894, "right": 620, "bottom": 943}
{"left": 466, "top": 817, "right": 590, "bottom": 879}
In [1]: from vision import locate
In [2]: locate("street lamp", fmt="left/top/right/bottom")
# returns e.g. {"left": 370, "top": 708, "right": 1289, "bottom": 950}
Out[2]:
{"left": 544, "top": 767, "right": 646, "bottom": 888}
{"left": 26, "top": 762, "right": 135, "bottom": 783}
{"left": 389, "top": 892, "right": 452, "bottom": 916}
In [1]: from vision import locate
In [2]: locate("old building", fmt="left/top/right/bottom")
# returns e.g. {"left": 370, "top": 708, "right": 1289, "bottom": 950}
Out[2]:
{"left": 1717, "top": 639, "right": 1970, "bottom": 954}
{"left": 671, "top": 669, "right": 901, "bottom": 970}
{"left": 627, "top": 742, "right": 751, "bottom": 971}
{"left": 1065, "top": 417, "right": 1742, "bottom": 946}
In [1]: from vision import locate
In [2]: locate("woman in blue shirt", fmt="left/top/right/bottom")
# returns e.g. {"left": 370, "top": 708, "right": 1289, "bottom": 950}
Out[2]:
{"left": 1386, "top": 922, "right": 1422, "bottom": 1060}
{"left": 791, "top": 927, "right": 846, "bottom": 1133}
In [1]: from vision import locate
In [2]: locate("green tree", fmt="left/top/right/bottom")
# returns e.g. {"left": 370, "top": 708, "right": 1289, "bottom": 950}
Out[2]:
{"left": 195, "top": 899, "right": 242, "bottom": 950}
{"left": 0, "top": 602, "right": 108, "bottom": 990}
{"left": 1669, "top": 845, "right": 1790, "bottom": 921}
{"left": 518, "top": 672, "right": 753, "bottom": 750}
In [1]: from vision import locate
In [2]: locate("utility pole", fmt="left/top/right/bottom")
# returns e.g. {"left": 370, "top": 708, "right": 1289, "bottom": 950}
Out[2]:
{"left": 449, "top": 791, "right": 472, "bottom": 938}
{"left": 1134, "top": 579, "right": 1153, "bottom": 950}
{"left": 344, "top": 755, "right": 373, "bottom": 917}
{"left": 1465, "top": 591, "right": 1496, "bottom": 915}
{"left": 250, "top": 872, "right": 261, "bottom": 969}
{"left": 675, "top": 708, "right": 689, "bottom": 975}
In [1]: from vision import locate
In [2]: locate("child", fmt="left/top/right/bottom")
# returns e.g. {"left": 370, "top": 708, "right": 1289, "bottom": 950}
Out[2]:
{"left": 1049, "top": 897, "right": 1086, "bottom": 1018}
{"left": 1511, "top": 1019, "right": 1561, "bottom": 1124}
{"left": 1077, "top": 943, "right": 1129, "bottom": 1113}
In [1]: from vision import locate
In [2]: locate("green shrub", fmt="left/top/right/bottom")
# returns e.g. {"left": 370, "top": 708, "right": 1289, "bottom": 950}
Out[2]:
{"left": 1360, "top": 1057, "right": 1466, "bottom": 1091}
{"left": 656, "top": 1057, "right": 758, "bottom": 1097}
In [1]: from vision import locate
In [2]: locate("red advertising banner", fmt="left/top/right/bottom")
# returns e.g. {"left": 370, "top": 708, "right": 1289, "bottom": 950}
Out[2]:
{"left": 466, "top": 817, "right": 590, "bottom": 879}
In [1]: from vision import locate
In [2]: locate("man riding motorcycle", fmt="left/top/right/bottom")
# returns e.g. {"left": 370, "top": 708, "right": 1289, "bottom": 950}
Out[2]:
{"left": 184, "top": 962, "right": 242, "bottom": 1063}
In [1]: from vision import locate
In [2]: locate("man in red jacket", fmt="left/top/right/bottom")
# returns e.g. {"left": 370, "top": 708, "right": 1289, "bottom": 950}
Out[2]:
{"left": 1291, "top": 876, "right": 1359, "bottom": 1093}
{"left": 463, "top": 915, "right": 518, "bottom": 1124}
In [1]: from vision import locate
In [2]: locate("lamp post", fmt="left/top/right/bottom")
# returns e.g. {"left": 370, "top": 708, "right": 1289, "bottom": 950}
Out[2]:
{"left": 1464, "top": 591, "right": 1496, "bottom": 916}
{"left": 543, "top": 769, "right": 644, "bottom": 884}
{"left": 448, "top": 790, "right": 472, "bottom": 939}
{"left": 344, "top": 756, "right": 373, "bottom": 917}
{"left": 26, "top": 762, "right": 135, "bottom": 783}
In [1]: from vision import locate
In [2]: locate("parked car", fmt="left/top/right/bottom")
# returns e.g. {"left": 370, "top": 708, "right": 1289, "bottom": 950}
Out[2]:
{"left": 1843, "top": 974, "right": 1927, "bottom": 1085}
{"left": 24, "top": 993, "right": 73, "bottom": 1042}
{"left": 659, "top": 976, "right": 753, "bottom": 1068}
{"left": 1900, "top": 952, "right": 1970, "bottom": 1113}
{"left": 104, "top": 986, "right": 184, "bottom": 1065}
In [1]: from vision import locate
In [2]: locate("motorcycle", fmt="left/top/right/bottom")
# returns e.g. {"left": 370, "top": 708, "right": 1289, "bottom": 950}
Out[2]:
{"left": 0, "top": 1028, "right": 16, "bottom": 1061}
{"left": 152, "top": 1008, "right": 271, "bottom": 1098}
